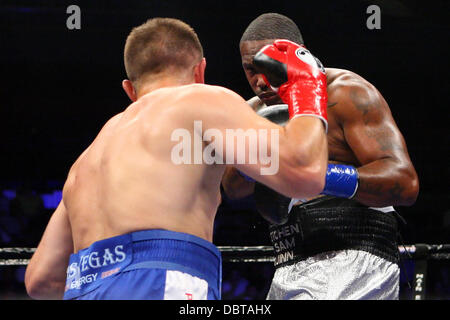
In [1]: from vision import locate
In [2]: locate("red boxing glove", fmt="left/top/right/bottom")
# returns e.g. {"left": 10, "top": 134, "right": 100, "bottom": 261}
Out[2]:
{"left": 253, "top": 39, "right": 328, "bottom": 132}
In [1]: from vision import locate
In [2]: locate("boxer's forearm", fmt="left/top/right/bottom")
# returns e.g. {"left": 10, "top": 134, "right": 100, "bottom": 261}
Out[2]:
{"left": 25, "top": 273, "right": 65, "bottom": 300}
{"left": 25, "top": 201, "right": 73, "bottom": 299}
{"left": 354, "top": 158, "right": 419, "bottom": 207}
{"left": 26, "top": 244, "right": 68, "bottom": 299}
{"left": 278, "top": 117, "right": 328, "bottom": 197}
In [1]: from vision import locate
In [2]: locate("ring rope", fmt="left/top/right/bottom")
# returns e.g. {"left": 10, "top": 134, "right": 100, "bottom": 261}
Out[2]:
{"left": 217, "top": 246, "right": 274, "bottom": 252}
{"left": 1, "top": 245, "right": 449, "bottom": 254}
{"left": 0, "top": 247, "right": 36, "bottom": 254}
{"left": 2, "top": 244, "right": 446, "bottom": 300}
{"left": 1, "top": 244, "right": 449, "bottom": 266}
{"left": 2, "top": 244, "right": 447, "bottom": 255}
{"left": 0, "top": 259, "right": 30, "bottom": 266}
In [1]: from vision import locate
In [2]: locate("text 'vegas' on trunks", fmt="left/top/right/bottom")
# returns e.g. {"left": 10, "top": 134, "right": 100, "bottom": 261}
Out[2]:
{"left": 67, "top": 245, "right": 126, "bottom": 277}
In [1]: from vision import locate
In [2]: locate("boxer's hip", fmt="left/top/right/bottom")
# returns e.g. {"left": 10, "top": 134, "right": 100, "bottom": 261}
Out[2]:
{"left": 63, "top": 229, "right": 222, "bottom": 300}
{"left": 269, "top": 196, "right": 400, "bottom": 268}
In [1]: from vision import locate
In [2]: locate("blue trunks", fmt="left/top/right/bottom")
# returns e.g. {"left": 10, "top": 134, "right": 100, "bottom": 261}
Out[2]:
{"left": 63, "top": 229, "right": 222, "bottom": 300}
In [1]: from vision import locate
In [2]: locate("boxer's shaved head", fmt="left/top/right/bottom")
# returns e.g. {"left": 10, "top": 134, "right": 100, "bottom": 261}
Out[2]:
{"left": 124, "top": 18, "right": 203, "bottom": 89}
{"left": 240, "top": 13, "right": 304, "bottom": 45}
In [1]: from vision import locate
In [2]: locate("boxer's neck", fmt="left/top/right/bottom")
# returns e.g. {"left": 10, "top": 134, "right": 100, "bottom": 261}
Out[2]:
{"left": 137, "top": 75, "right": 193, "bottom": 99}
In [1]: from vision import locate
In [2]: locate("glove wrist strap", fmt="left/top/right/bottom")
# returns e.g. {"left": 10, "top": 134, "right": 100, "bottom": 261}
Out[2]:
{"left": 321, "top": 164, "right": 359, "bottom": 199}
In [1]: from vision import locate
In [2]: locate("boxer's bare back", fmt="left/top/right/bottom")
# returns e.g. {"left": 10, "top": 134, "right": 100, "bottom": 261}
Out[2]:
{"left": 64, "top": 85, "right": 228, "bottom": 251}
{"left": 63, "top": 82, "right": 327, "bottom": 252}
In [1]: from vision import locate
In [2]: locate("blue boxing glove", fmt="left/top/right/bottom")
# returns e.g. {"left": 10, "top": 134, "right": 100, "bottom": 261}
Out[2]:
{"left": 321, "top": 163, "right": 359, "bottom": 198}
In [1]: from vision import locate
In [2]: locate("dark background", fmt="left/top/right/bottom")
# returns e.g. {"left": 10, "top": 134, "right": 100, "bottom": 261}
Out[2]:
{"left": 0, "top": 0, "right": 448, "bottom": 299}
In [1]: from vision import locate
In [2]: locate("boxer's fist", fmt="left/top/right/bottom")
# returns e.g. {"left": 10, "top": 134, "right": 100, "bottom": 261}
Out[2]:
{"left": 253, "top": 39, "right": 328, "bottom": 131}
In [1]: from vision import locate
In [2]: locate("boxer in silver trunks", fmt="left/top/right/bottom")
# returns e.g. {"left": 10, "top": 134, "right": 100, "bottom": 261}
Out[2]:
{"left": 222, "top": 13, "right": 419, "bottom": 300}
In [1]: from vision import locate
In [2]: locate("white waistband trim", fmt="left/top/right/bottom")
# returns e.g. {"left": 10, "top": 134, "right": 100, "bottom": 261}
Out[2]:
{"left": 288, "top": 198, "right": 394, "bottom": 214}
{"left": 368, "top": 206, "right": 395, "bottom": 213}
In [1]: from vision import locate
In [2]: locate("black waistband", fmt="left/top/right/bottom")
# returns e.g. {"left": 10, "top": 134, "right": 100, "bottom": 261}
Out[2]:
{"left": 269, "top": 196, "right": 400, "bottom": 268}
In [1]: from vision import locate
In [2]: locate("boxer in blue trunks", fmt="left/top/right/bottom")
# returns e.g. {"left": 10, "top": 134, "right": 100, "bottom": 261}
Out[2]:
{"left": 24, "top": 18, "right": 330, "bottom": 299}
{"left": 63, "top": 230, "right": 222, "bottom": 300}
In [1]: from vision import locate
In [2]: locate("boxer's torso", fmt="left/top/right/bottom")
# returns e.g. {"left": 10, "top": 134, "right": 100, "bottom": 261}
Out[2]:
{"left": 63, "top": 84, "right": 225, "bottom": 252}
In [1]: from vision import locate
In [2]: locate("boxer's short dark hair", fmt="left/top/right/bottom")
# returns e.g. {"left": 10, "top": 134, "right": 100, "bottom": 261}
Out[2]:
{"left": 240, "top": 13, "right": 304, "bottom": 45}
{"left": 124, "top": 18, "right": 203, "bottom": 87}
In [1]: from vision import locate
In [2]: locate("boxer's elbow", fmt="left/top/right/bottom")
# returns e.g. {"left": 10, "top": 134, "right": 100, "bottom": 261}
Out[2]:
{"left": 290, "top": 144, "right": 327, "bottom": 198}
{"left": 25, "top": 268, "right": 46, "bottom": 299}
{"left": 26, "top": 280, "right": 64, "bottom": 300}
{"left": 285, "top": 160, "right": 326, "bottom": 199}
{"left": 281, "top": 129, "right": 327, "bottom": 198}
{"left": 25, "top": 268, "right": 64, "bottom": 300}
{"left": 300, "top": 162, "right": 326, "bottom": 197}
{"left": 25, "top": 271, "right": 43, "bottom": 299}
{"left": 387, "top": 161, "right": 419, "bottom": 207}
{"left": 400, "top": 169, "right": 419, "bottom": 206}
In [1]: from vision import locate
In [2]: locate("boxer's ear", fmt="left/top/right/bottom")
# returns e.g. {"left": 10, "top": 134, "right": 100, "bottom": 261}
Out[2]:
{"left": 194, "top": 58, "right": 206, "bottom": 84}
{"left": 122, "top": 79, "right": 137, "bottom": 102}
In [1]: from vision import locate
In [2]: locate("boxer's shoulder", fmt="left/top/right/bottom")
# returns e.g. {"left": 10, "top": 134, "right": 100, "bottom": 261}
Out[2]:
{"left": 150, "top": 83, "right": 243, "bottom": 106}
{"left": 185, "top": 83, "right": 244, "bottom": 101}
{"left": 173, "top": 84, "right": 248, "bottom": 114}
{"left": 133, "top": 84, "right": 236, "bottom": 122}
{"left": 65, "top": 112, "right": 123, "bottom": 178}
{"left": 325, "top": 68, "right": 388, "bottom": 121}
{"left": 135, "top": 84, "right": 248, "bottom": 130}
{"left": 326, "top": 68, "right": 377, "bottom": 96}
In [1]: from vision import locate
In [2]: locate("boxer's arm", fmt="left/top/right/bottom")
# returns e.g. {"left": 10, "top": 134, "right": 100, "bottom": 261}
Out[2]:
{"left": 199, "top": 87, "right": 327, "bottom": 199}
{"left": 221, "top": 97, "right": 265, "bottom": 200}
{"left": 25, "top": 200, "right": 73, "bottom": 299}
{"left": 336, "top": 82, "right": 419, "bottom": 207}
